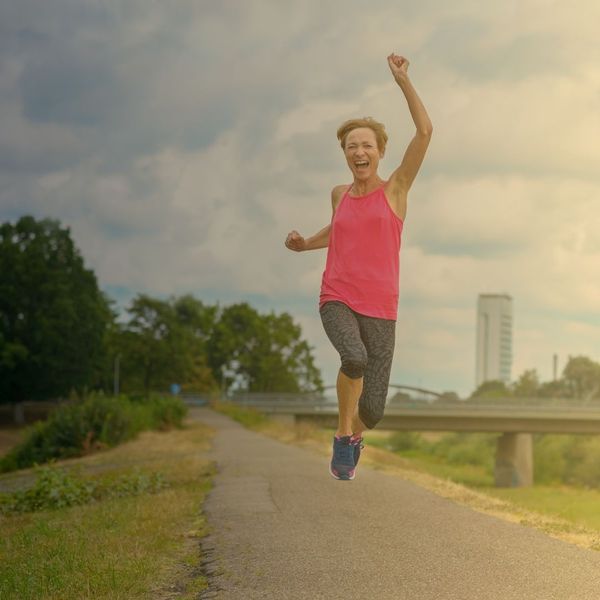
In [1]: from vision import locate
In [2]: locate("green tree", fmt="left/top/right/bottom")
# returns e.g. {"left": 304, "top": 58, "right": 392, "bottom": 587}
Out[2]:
{"left": 207, "top": 302, "right": 323, "bottom": 394}
{"left": 562, "top": 355, "right": 600, "bottom": 401}
{"left": 0, "top": 216, "right": 113, "bottom": 422}
{"left": 512, "top": 369, "right": 540, "bottom": 399}
{"left": 437, "top": 391, "right": 461, "bottom": 403}
{"left": 115, "top": 294, "right": 222, "bottom": 396}
{"left": 173, "top": 295, "right": 219, "bottom": 392}
{"left": 173, "top": 294, "right": 218, "bottom": 352}
{"left": 537, "top": 379, "right": 568, "bottom": 399}
{"left": 469, "top": 379, "right": 512, "bottom": 401}
{"left": 181, "top": 353, "right": 219, "bottom": 393}
{"left": 116, "top": 295, "right": 190, "bottom": 396}
{"left": 95, "top": 304, "right": 125, "bottom": 394}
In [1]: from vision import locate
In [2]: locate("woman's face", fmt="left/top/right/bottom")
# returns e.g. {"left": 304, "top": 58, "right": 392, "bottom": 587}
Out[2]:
{"left": 343, "top": 127, "right": 382, "bottom": 181}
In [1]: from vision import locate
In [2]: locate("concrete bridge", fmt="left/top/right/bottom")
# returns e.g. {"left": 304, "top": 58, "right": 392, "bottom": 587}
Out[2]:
{"left": 227, "top": 390, "right": 600, "bottom": 488}
{"left": 321, "top": 383, "right": 444, "bottom": 400}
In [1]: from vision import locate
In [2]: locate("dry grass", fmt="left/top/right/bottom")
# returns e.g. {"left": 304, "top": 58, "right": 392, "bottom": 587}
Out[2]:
{"left": 215, "top": 402, "right": 600, "bottom": 552}
{"left": 0, "top": 428, "right": 24, "bottom": 457}
{"left": 0, "top": 417, "right": 215, "bottom": 600}
{"left": 359, "top": 445, "right": 600, "bottom": 551}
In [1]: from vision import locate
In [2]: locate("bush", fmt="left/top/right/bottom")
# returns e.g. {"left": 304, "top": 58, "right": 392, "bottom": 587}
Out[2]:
{"left": 144, "top": 394, "right": 188, "bottom": 430}
{"left": 533, "top": 434, "right": 600, "bottom": 487}
{"left": 388, "top": 431, "right": 497, "bottom": 469}
{"left": 385, "top": 430, "right": 600, "bottom": 489}
{"left": 0, "top": 394, "right": 187, "bottom": 473}
{"left": 533, "top": 434, "right": 572, "bottom": 484}
{"left": 1, "top": 464, "right": 94, "bottom": 512}
{"left": 387, "top": 431, "right": 423, "bottom": 452}
{"left": 563, "top": 436, "right": 600, "bottom": 488}
{"left": 0, "top": 463, "right": 169, "bottom": 514}
{"left": 429, "top": 433, "right": 497, "bottom": 469}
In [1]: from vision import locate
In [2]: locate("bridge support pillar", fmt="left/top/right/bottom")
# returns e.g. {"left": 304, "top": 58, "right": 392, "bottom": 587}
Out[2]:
{"left": 495, "top": 433, "right": 533, "bottom": 487}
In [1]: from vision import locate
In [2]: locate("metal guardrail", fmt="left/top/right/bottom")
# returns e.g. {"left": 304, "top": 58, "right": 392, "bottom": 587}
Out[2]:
{"left": 223, "top": 394, "right": 600, "bottom": 434}
{"left": 180, "top": 393, "right": 211, "bottom": 406}
{"left": 228, "top": 393, "right": 600, "bottom": 414}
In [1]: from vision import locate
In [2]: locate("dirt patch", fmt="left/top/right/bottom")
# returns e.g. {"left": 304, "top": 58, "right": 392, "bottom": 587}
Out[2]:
{"left": 0, "top": 428, "right": 24, "bottom": 457}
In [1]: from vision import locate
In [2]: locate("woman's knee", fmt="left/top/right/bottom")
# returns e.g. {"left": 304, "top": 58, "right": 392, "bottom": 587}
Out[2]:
{"left": 340, "top": 348, "right": 368, "bottom": 379}
{"left": 359, "top": 401, "right": 386, "bottom": 429}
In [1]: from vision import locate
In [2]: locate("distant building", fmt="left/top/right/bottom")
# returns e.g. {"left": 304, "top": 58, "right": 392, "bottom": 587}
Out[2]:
{"left": 475, "top": 294, "right": 513, "bottom": 387}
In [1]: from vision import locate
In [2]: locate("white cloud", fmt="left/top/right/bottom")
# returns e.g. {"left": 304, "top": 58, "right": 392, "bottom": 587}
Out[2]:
{"left": 2, "top": 0, "right": 600, "bottom": 396}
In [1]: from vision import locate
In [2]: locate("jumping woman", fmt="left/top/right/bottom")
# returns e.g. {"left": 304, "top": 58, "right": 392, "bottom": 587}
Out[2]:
{"left": 285, "top": 53, "right": 432, "bottom": 480}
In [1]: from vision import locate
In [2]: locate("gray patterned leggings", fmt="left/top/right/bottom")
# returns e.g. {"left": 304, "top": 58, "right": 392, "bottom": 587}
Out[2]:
{"left": 319, "top": 301, "right": 396, "bottom": 429}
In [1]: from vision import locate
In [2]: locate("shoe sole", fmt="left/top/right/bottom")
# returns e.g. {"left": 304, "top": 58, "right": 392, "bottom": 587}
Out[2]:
{"left": 329, "top": 463, "right": 355, "bottom": 481}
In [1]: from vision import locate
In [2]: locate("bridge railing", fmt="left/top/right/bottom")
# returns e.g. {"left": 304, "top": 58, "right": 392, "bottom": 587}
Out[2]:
{"left": 227, "top": 392, "right": 600, "bottom": 414}
{"left": 219, "top": 392, "right": 600, "bottom": 487}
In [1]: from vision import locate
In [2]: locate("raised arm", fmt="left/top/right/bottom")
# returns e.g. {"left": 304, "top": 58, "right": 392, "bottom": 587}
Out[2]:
{"left": 284, "top": 185, "right": 346, "bottom": 252}
{"left": 385, "top": 54, "right": 432, "bottom": 205}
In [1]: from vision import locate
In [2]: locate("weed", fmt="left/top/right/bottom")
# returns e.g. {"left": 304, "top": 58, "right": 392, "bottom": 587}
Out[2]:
{"left": 0, "top": 463, "right": 169, "bottom": 514}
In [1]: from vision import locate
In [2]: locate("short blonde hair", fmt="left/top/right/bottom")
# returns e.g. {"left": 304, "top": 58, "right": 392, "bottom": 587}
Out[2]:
{"left": 337, "top": 117, "right": 388, "bottom": 154}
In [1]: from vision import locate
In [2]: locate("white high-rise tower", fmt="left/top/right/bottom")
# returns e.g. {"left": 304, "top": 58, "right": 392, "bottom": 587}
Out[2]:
{"left": 475, "top": 294, "right": 513, "bottom": 387}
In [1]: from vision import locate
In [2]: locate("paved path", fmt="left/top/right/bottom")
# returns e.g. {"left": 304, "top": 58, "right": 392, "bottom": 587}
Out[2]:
{"left": 192, "top": 408, "right": 600, "bottom": 600}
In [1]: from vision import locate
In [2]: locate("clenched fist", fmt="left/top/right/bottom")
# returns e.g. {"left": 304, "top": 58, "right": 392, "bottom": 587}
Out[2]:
{"left": 284, "top": 230, "right": 307, "bottom": 252}
{"left": 387, "top": 53, "right": 409, "bottom": 84}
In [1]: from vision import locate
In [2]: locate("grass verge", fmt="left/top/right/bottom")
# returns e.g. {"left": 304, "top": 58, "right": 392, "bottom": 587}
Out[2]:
{"left": 0, "top": 394, "right": 188, "bottom": 473}
{"left": 213, "top": 401, "right": 600, "bottom": 552}
{"left": 0, "top": 415, "right": 215, "bottom": 600}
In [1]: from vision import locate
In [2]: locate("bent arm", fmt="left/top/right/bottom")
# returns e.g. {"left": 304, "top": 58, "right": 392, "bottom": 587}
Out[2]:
{"left": 304, "top": 224, "right": 331, "bottom": 250}
{"left": 305, "top": 185, "right": 345, "bottom": 249}
{"left": 285, "top": 185, "right": 345, "bottom": 252}
{"left": 285, "top": 223, "right": 329, "bottom": 252}
{"left": 386, "top": 56, "right": 432, "bottom": 196}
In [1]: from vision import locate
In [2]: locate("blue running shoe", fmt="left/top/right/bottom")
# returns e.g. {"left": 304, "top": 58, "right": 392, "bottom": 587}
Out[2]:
{"left": 350, "top": 435, "right": 364, "bottom": 467}
{"left": 329, "top": 435, "right": 355, "bottom": 480}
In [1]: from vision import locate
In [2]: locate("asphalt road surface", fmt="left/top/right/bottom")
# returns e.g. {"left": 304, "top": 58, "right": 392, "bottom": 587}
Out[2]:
{"left": 192, "top": 408, "right": 600, "bottom": 600}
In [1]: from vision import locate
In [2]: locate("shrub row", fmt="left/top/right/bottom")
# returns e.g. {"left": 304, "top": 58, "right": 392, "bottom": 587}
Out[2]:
{"left": 533, "top": 434, "right": 600, "bottom": 487}
{"left": 386, "top": 431, "right": 600, "bottom": 488}
{"left": 0, "top": 463, "right": 169, "bottom": 514}
{"left": 0, "top": 394, "right": 187, "bottom": 473}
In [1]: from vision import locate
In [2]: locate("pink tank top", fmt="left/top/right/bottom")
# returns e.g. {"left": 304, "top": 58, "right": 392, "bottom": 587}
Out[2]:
{"left": 319, "top": 184, "right": 403, "bottom": 320}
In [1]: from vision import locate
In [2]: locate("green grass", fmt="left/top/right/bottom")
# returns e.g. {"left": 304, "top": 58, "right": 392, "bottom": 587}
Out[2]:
{"left": 212, "top": 403, "right": 600, "bottom": 541}
{"left": 389, "top": 450, "right": 495, "bottom": 487}
{"left": 214, "top": 401, "right": 270, "bottom": 428}
{"left": 365, "top": 431, "right": 600, "bottom": 534}
{"left": 364, "top": 432, "right": 496, "bottom": 487}
{"left": 0, "top": 421, "right": 214, "bottom": 600}
{"left": 483, "top": 485, "right": 600, "bottom": 531}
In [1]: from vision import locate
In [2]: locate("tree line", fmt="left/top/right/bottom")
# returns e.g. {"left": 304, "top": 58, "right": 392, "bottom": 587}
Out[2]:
{"left": 112, "top": 294, "right": 323, "bottom": 396}
{"left": 2, "top": 216, "right": 598, "bottom": 420}
{"left": 471, "top": 356, "right": 600, "bottom": 402}
{"left": 0, "top": 216, "right": 323, "bottom": 420}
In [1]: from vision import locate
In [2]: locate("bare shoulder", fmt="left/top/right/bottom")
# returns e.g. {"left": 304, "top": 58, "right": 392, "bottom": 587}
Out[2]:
{"left": 331, "top": 184, "right": 349, "bottom": 211}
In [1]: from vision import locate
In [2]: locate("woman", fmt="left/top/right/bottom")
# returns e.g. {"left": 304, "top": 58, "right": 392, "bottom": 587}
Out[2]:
{"left": 285, "top": 54, "right": 432, "bottom": 480}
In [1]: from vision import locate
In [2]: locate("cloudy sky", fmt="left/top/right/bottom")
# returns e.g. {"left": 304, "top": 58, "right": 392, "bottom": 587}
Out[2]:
{"left": 1, "top": 0, "right": 599, "bottom": 396}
